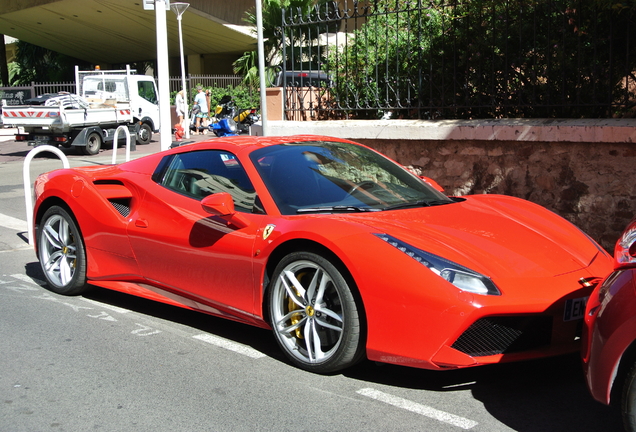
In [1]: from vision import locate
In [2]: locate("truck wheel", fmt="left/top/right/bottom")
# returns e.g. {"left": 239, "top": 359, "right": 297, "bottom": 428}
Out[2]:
{"left": 82, "top": 132, "right": 102, "bottom": 155}
{"left": 137, "top": 123, "right": 152, "bottom": 145}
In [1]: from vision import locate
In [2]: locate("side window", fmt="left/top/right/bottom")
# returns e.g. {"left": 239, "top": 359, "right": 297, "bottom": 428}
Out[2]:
{"left": 137, "top": 81, "right": 157, "bottom": 104}
{"left": 157, "top": 150, "right": 258, "bottom": 213}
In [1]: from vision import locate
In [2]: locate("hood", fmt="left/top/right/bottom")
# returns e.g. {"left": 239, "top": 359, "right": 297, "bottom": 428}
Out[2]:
{"left": 348, "top": 195, "right": 601, "bottom": 280}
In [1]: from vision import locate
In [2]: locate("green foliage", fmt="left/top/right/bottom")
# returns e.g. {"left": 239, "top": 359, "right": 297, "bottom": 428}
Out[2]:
{"left": 324, "top": 0, "right": 636, "bottom": 119}
{"left": 327, "top": 1, "right": 443, "bottom": 118}
{"left": 233, "top": 0, "right": 330, "bottom": 87}
{"left": 10, "top": 40, "right": 91, "bottom": 85}
{"left": 170, "top": 84, "right": 260, "bottom": 113}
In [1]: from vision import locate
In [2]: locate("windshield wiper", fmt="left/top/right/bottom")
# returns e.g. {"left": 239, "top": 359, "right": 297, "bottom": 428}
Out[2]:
{"left": 297, "top": 205, "right": 380, "bottom": 214}
{"left": 383, "top": 199, "right": 454, "bottom": 211}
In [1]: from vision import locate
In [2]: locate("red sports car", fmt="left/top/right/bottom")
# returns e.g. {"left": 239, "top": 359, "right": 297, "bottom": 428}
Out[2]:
{"left": 33, "top": 135, "right": 612, "bottom": 373}
{"left": 583, "top": 216, "right": 636, "bottom": 429}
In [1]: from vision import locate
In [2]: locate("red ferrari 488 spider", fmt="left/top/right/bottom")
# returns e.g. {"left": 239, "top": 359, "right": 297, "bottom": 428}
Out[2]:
{"left": 33, "top": 135, "right": 612, "bottom": 373}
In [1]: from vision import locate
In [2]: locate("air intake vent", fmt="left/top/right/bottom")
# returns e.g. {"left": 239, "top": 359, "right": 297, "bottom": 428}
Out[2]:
{"left": 109, "top": 199, "right": 131, "bottom": 217}
{"left": 94, "top": 179, "right": 124, "bottom": 185}
{"left": 451, "top": 316, "right": 552, "bottom": 357}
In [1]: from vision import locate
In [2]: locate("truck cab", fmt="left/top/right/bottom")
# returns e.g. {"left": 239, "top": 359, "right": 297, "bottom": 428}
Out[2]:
{"left": 79, "top": 69, "right": 160, "bottom": 145}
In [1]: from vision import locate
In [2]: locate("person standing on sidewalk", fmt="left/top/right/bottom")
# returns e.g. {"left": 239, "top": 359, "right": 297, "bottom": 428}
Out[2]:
{"left": 175, "top": 90, "right": 186, "bottom": 126}
{"left": 193, "top": 86, "right": 209, "bottom": 134}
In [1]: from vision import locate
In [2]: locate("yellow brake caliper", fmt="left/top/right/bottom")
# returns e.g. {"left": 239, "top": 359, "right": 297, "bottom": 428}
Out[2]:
{"left": 288, "top": 271, "right": 306, "bottom": 339}
{"left": 68, "top": 234, "right": 77, "bottom": 268}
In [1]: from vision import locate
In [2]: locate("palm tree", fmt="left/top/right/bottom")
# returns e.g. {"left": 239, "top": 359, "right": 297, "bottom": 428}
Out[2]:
{"left": 10, "top": 40, "right": 90, "bottom": 85}
{"left": 234, "top": 0, "right": 327, "bottom": 88}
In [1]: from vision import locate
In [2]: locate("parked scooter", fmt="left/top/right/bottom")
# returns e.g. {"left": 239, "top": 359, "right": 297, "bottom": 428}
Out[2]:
{"left": 189, "top": 104, "right": 208, "bottom": 135}
{"left": 210, "top": 117, "right": 239, "bottom": 137}
{"left": 209, "top": 95, "right": 259, "bottom": 137}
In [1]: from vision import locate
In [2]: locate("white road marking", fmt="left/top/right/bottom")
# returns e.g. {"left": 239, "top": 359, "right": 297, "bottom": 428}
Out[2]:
{"left": 0, "top": 246, "right": 33, "bottom": 253}
{"left": 193, "top": 333, "right": 266, "bottom": 359}
{"left": 0, "top": 213, "right": 27, "bottom": 231}
{"left": 80, "top": 297, "right": 131, "bottom": 314}
{"left": 357, "top": 388, "right": 478, "bottom": 430}
{"left": 131, "top": 323, "right": 161, "bottom": 336}
{"left": 87, "top": 311, "right": 118, "bottom": 322}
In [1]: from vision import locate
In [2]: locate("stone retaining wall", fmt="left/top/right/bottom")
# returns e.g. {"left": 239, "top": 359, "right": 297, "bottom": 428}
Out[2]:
{"left": 264, "top": 119, "right": 636, "bottom": 252}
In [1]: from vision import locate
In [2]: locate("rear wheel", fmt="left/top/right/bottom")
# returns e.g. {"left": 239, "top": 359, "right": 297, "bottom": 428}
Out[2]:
{"left": 82, "top": 131, "right": 102, "bottom": 155}
{"left": 137, "top": 122, "right": 152, "bottom": 145}
{"left": 37, "top": 206, "right": 89, "bottom": 295}
{"left": 268, "top": 251, "right": 364, "bottom": 373}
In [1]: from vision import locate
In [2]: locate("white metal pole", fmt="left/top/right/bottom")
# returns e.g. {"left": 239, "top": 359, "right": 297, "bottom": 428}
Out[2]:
{"left": 155, "top": 0, "right": 172, "bottom": 151}
{"left": 256, "top": 0, "right": 269, "bottom": 136}
{"left": 177, "top": 15, "right": 189, "bottom": 138}
{"left": 172, "top": 3, "right": 190, "bottom": 139}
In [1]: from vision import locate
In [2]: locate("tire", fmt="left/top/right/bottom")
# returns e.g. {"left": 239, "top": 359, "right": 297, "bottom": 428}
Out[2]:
{"left": 37, "top": 206, "right": 89, "bottom": 295}
{"left": 137, "top": 122, "right": 152, "bottom": 145}
{"left": 624, "top": 362, "right": 636, "bottom": 431}
{"left": 268, "top": 251, "right": 364, "bottom": 373}
{"left": 82, "top": 131, "right": 102, "bottom": 155}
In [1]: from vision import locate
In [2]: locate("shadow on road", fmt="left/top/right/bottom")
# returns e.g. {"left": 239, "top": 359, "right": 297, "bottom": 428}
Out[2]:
{"left": 23, "top": 261, "right": 623, "bottom": 431}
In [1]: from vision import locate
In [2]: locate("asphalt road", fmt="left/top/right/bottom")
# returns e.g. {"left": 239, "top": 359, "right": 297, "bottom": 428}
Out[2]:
{"left": 0, "top": 130, "right": 625, "bottom": 431}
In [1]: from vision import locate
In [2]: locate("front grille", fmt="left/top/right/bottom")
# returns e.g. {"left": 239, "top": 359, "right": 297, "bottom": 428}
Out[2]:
{"left": 109, "top": 199, "right": 131, "bottom": 217}
{"left": 451, "top": 315, "right": 552, "bottom": 357}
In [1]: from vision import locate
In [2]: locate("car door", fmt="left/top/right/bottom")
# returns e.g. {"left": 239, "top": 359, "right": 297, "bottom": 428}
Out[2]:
{"left": 127, "top": 149, "right": 265, "bottom": 322}
{"left": 134, "top": 78, "right": 160, "bottom": 129}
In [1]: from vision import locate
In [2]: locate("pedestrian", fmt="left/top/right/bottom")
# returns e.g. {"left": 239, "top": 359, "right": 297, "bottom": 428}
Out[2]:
{"left": 205, "top": 89, "right": 211, "bottom": 120}
{"left": 175, "top": 90, "right": 186, "bottom": 126}
{"left": 194, "top": 86, "right": 209, "bottom": 134}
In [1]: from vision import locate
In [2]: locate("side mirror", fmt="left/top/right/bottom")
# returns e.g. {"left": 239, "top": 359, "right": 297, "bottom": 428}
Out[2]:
{"left": 201, "top": 193, "right": 250, "bottom": 229}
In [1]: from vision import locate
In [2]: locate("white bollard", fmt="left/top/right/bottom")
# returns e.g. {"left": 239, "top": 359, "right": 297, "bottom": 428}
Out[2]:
{"left": 23, "top": 145, "right": 70, "bottom": 246}
{"left": 112, "top": 125, "right": 132, "bottom": 165}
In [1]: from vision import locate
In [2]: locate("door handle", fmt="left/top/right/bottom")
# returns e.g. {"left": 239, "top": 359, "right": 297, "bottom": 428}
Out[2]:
{"left": 135, "top": 219, "right": 148, "bottom": 228}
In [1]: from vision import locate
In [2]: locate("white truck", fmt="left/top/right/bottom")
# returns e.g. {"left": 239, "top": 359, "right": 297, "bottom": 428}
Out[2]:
{"left": 2, "top": 66, "right": 160, "bottom": 155}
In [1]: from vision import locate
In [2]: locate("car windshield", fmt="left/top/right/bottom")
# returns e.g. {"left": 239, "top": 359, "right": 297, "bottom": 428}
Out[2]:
{"left": 250, "top": 141, "right": 453, "bottom": 215}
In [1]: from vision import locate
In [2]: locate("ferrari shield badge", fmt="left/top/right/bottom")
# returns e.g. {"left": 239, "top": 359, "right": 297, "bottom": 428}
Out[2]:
{"left": 263, "top": 224, "right": 276, "bottom": 240}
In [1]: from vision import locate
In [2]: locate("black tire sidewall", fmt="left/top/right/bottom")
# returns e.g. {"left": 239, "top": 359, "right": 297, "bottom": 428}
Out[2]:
{"left": 83, "top": 132, "right": 102, "bottom": 155}
{"left": 137, "top": 123, "right": 152, "bottom": 145}
{"left": 38, "top": 206, "right": 89, "bottom": 295}
{"left": 268, "top": 251, "right": 364, "bottom": 373}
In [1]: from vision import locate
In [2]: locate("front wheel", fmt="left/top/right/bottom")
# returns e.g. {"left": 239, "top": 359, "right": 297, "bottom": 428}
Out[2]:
{"left": 37, "top": 206, "right": 89, "bottom": 295}
{"left": 268, "top": 251, "right": 364, "bottom": 373}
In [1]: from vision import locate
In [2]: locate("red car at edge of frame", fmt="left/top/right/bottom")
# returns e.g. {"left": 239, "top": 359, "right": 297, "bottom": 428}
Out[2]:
{"left": 33, "top": 134, "right": 613, "bottom": 374}
{"left": 583, "top": 216, "right": 636, "bottom": 430}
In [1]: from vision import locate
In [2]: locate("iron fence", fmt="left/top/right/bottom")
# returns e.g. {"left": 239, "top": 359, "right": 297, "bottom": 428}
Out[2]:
{"left": 5, "top": 75, "right": 243, "bottom": 100}
{"left": 281, "top": 0, "right": 636, "bottom": 120}
{"left": 175, "top": 75, "right": 243, "bottom": 93}
{"left": 33, "top": 81, "right": 76, "bottom": 96}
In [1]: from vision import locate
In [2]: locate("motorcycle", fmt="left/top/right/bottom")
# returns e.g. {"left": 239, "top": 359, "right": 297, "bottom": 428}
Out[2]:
{"left": 209, "top": 95, "right": 260, "bottom": 137}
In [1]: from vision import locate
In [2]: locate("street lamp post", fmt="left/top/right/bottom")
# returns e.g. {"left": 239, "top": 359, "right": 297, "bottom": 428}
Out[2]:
{"left": 171, "top": 2, "right": 190, "bottom": 139}
{"left": 153, "top": 0, "right": 172, "bottom": 151}
{"left": 256, "top": 0, "right": 268, "bottom": 136}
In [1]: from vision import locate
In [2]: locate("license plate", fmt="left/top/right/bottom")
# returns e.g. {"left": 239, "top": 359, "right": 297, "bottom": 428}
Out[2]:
{"left": 563, "top": 296, "right": 588, "bottom": 321}
{"left": 34, "top": 135, "right": 49, "bottom": 141}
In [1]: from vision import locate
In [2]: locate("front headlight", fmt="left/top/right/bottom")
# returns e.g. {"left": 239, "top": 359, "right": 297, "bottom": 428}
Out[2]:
{"left": 375, "top": 234, "right": 501, "bottom": 296}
